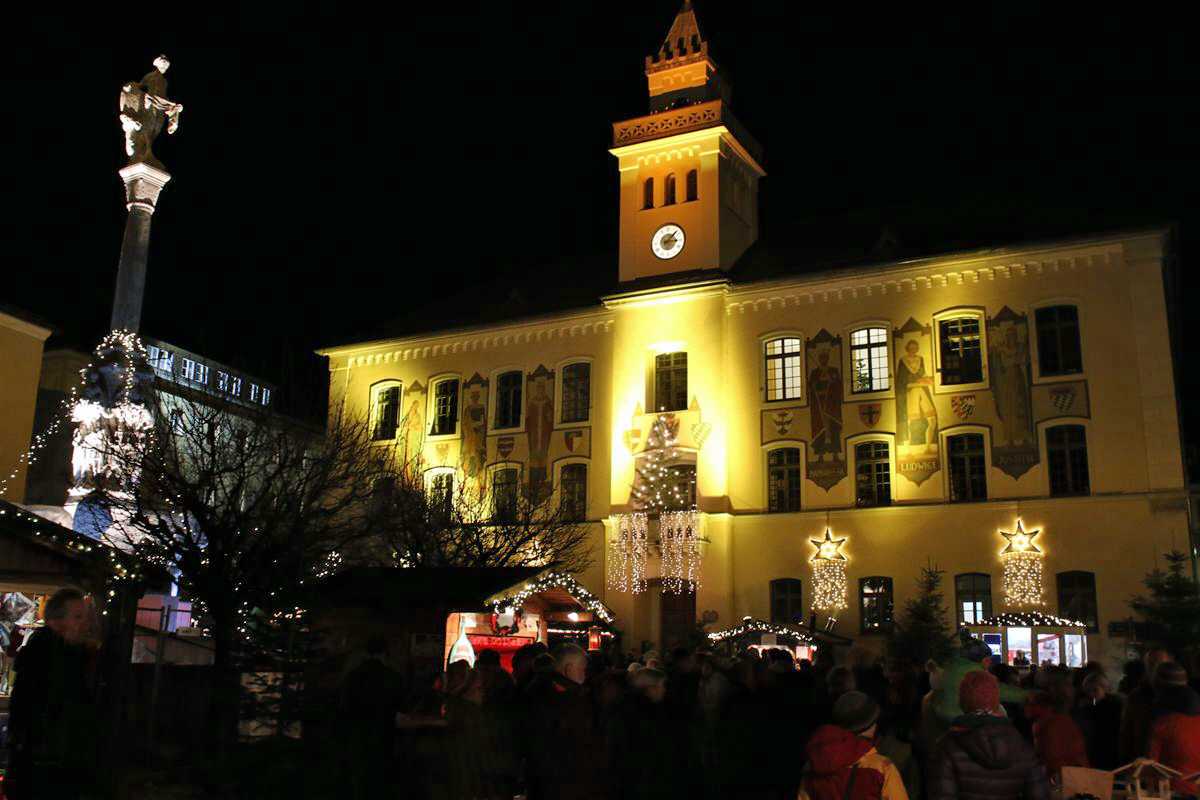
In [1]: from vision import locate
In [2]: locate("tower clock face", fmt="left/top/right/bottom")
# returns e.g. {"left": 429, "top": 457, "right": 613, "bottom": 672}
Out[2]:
{"left": 651, "top": 224, "right": 685, "bottom": 260}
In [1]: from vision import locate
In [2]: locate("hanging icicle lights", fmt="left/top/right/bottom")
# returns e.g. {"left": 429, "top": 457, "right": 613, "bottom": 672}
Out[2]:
{"left": 660, "top": 509, "right": 701, "bottom": 594}
{"left": 810, "top": 528, "right": 848, "bottom": 612}
{"left": 608, "top": 511, "right": 648, "bottom": 594}
{"left": 1000, "top": 519, "right": 1044, "bottom": 608}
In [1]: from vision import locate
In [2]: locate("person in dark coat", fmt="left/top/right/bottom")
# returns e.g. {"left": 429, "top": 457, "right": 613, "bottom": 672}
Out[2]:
{"left": 340, "top": 635, "right": 404, "bottom": 798}
{"left": 523, "top": 644, "right": 606, "bottom": 800}
{"left": 928, "top": 670, "right": 1049, "bottom": 800}
{"left": 4, "top": 588, "right": 97, "bottom": 800}
{"left": 1073, "top": 671, "right": 1123, "bottom": 769}
{"left": 1118, "top": 647, "right": 1172, "bottom": 762}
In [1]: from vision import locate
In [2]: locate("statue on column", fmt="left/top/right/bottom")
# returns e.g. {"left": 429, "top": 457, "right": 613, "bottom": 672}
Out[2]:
{"left": 119, "top": 55, "right": 183, "bottom": 169}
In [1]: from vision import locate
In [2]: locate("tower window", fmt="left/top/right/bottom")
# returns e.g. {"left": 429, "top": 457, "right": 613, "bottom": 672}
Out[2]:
{"left": 955, "top": 573, "right": 993, "bottom": 625}
{"left": 431, "top": 378, "right": 460, "bottom": 436}
{"left": 654, "top": 352, "right": 688, "bottom": 412}
{"left": 850, "top": 327, "right": 890, "bottom": 393}
{"left": 664, "top": 173, "right": 677, "bottom": 206}
{"left": 767, "top": 447, "right": 802, "bottom": 513}
{"left": 938, "top": 317, "right": 984, "bottom": 385}
{"left": 1047, "top": 425, "right": 1089, "bottom": 496}
{"left": 643, "top": 177, "right": 655, "bottom": 210}
{"left": 1036, "top": 305, "right": 1083, "bottom": 376}
{"left": 770, "top": 578, "right": 803, "bottom": 625}
{"left": 686, "top": 169, "right": 698, "bottom": 202}
{"left": 947, "top": 433, "right": 987, "bottom": 502}
{"left": 854, "top": 441, "right": 891, "bottom": 507}
{"left": 494, "top": 371, "right": 523, "bottom": 429}
{"left": 764, "top": 337, "right": 803, "bottom": 401}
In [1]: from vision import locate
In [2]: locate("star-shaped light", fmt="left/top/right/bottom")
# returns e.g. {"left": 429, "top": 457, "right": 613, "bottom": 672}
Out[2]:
{"left": 1000, "top": 519, "right": 1041, "bottom": 555}
{"left": 810, "top": 528, "right": 847, "bottom": 562}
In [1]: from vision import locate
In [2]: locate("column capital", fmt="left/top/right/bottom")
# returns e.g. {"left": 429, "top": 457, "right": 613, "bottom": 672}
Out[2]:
{"left": 118, "top": 162, "right": 172, "bottom": 213}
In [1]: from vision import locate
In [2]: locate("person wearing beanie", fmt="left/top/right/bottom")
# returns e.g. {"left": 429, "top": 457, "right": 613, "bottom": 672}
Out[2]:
{"left": 1026, "top": 667, "right": 1090, "bottom": 779}
{"left": 800, "top": 691, "right": 909, "bottom": 800}
{"left": 1147, "top": 660, "right": 1200, "bottom": 796}
{"left": 928, "top": 670, "right": 1049, "bottom": 800}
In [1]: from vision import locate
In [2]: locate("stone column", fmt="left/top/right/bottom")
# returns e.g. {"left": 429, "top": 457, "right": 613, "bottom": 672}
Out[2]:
{"left": 110, "top": 163, "right": 171, "bottom": 332}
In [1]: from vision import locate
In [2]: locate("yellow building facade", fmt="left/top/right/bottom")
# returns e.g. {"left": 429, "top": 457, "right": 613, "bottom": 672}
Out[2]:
{"left": 319, "top": 5, "right": 1187, "bottom": 669}
{"left": 0, "top": 308, "right": 53, "bottom": 503}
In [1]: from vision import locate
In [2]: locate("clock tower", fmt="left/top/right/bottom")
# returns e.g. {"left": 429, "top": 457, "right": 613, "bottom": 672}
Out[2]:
{"left": 611, "top": 1, "right": 766, "bottom": 284}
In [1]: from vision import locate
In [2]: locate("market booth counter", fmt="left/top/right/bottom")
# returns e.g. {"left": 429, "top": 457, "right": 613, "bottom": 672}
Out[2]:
{"left": 707, "top": 616, "right": 851, "bottom": 663}
{"left": 964, "top": 611, "right": 1089, "bottom": 667}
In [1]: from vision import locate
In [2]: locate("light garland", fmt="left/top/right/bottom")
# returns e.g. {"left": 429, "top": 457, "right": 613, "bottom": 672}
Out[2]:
{"left": 708, "top": 616, "right": 815, "bottom": 645}
{"left": 660, "top": 509, "right": 701, "bottom": 594}
{"left": 810, "top": 528, "right": 848, "bottom": 612}
{"left": 608, "top": 512, "right": 648, "bottom": 594}
{"left": 489, "top": 571, "right": 614, "bottom": 625}
{"left": 971, "top": 611, "right": 1086, "bottom": 628}
{"left": 999, "top": 519, "right": 1044, "bottom": 608}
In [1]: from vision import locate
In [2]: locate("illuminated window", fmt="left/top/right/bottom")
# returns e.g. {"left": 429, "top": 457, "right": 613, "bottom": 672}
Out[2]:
{"left": 230, "top": 376, "right": 242, "bottom": 397}
{"left": 1036, "top": 305, "right": 1082, "bottom": 376}
{"left": 371, "top": 383, "right": 401, "bottom": 441}
{"left": 643, "top": 177, "right": 655, "bottom": 209}
{"left": 938, "top": 317, "right": 983, "bottom": 385}
{"left": 664, "top": 173, "right": 677, "bottom": 206}
{"left": 1047, "top": 425, "right": 1089, "bottom": 496}
{"left": 147, "top": 345, "right": 174, "bottom": 376}
{"left": 182, "top": 358, "right": 209, "bottom": 385}
{"left": 854, "top": 441, "right": 891, "bottom": 507}
{"left": 431, "top": 379, "right": 460, "bottom": 436}
{"left": 764, "top": 337, "right": 802, "bottom": 401}
{"left": 260, "top": 387, "right": 270, "bottom": 406}
{"left": 850, "top": 327, "right": 890, "bottom": 393}
{"left": 560, "top": 463, "right": 587, "bottom": 521}
{"left": 249, "top": 384, "right": 260, "bottom": 403}
{"left": 560, "top": 363, "right": 590, "bottom": 423}
{"left": 859, "top": 577, "right": 894, "bottom": 633}
{"left": 947, "top": 433, "right": 987, "bottom": 502}
{"left": 492, "top": 467, "right": 519, "bottom": 522}
{"left": 770, "top": 578, "right": 803, "bottom": 625}
{"left": 494, "top": 371, "right": 523, "bottom": 429}
{"left": 217, "top": 371, "right": 230, "bottom": 393}
{"left": 685, "top": 169, "right": 698, "bottom": 201}
{"left": 955, "top": 573, "right": 992, "bottom": 625}
{"left": 654, "top": 352, "right": 688, "bottom": 412}
{"left": 1056, "top": 571, "right": 1099, "bottom": 632}
{"left": 767, "top": 448, "right": 801, "bottom": 513}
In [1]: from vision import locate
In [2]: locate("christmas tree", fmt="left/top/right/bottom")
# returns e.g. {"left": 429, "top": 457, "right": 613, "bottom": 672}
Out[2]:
{"left": 631, "top": 414, "right": 694, "bottom": 512}
{"left": 890, "top": 565, "right": 956, "bottom": 665}
{"left": 1131, "top": 550, "right": 1200, "bottom": 661}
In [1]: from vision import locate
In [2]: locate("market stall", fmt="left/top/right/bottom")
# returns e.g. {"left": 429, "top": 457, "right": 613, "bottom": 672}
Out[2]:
{"left": 965, "top": 610, "right": 1089, "bottom": 667}
{"left": 707, "top": 616, "right": 850, "bottom": 664}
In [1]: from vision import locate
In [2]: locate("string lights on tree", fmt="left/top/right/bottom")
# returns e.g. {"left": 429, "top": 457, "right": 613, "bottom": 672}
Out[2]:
{"left": 810, "top": 528, "right": 848, "bottom": 613}
{"left": 999, "top": 519, "right": 1044, "bottom": 608}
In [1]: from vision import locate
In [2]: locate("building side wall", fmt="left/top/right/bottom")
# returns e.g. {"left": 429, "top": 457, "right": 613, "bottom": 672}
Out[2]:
{"left": 0, "top": 323, "right": 49, "bottom": 503}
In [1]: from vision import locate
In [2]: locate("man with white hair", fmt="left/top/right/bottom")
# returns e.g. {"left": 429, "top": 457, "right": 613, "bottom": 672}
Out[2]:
{"left": 524, "top": 643, "right": 605, "bottom": 799}
{"left": 554, "top": 642, "right": 588, "bottom": 685}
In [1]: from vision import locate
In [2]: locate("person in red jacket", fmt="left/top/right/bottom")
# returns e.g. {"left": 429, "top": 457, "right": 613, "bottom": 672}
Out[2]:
{"left": 801, "top": 691, "right": 909, "bottom": 800}
{"left": 1147, "top": 661, "right": 1200, "bottom": 796}
{"left": 1026, "top": 667, "right": 1089, "bottom": 782}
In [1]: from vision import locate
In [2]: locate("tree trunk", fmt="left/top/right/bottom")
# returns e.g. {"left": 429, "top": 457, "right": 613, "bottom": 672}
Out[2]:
{"left": 208, "top": 608, "right": 240, "bottom": 761}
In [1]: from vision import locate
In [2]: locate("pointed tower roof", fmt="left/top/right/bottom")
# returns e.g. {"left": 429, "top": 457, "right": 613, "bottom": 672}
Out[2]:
{"left": 646, "top": 1, "right": 711, "bottom": 73}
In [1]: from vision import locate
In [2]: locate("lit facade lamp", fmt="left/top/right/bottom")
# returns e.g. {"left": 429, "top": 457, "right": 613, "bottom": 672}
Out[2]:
{"left": 810, "top": 528, "right": 848, "bottom": 614}
{"left": 1000, "top": 519, "right": 1044, "bottom": 608}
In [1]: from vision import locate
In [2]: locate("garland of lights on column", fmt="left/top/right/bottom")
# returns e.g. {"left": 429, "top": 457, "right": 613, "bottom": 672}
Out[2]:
{"left": 630, "top": 413, "right": 701, "bottom": 595}
{"left": 810, "top": 528, "right": 848, "bottom": 613}
{"left": 999, "top": 519, "right": 1044, "bottom": 608}
{"left": 660, "top": 509, "right": 701, "bottom": 594}
{"left": 608, "top": 512, "right": 648, "bottom": 594}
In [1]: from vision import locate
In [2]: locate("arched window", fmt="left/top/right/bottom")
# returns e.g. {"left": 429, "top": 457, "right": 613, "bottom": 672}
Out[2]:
{"left": 770, "top": 578, "right": 804, "bottom": 625}
{"left": 685, "top": 169, "right": 698, "bottom": 201}
{"left": 560, "top": 463, "right": 588, "bottom": 521}
{"left": 370, "top": 381, "right": 402, "bottom": 441}
{"left": 643, "top": 177, "right": 655, "bottom": 209}
{"left": 492, "top": 467, "right": 520, "bottom": 522}
{"left": 764, "top": 337, "right": 803, "bottom": 401}
{"left": 1056, "top": 571, "right": 1099, "bottom": 632}
{"left": 664, "top": 173, "right": 677, "bottom": 206}
{"left": 767, "top": 448, "right": 802, "bottom": 513}
{"left": 1047, "top": 425, "right": 1089, "bottom": 496}
{"left": 854, "top": 441, "right": 891, "bottom": 507}
{"left": 955, "top": 573, "right": 992, "bottom": 625}
{"left": 947, "top": 433, "right": 987, "bottom": 502}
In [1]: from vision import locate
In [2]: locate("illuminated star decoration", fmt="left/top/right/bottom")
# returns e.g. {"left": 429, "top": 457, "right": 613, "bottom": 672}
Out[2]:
{"left": 810, "top": 528, "right": 848, "bottom": 562}
{"left": 1000, "top": 519, "right": 1041, "bottom": 555}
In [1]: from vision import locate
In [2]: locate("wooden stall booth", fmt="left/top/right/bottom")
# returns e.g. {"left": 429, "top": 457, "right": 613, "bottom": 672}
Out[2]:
{"left": 965, "top": 611, "right": 1089, "bottom": 667}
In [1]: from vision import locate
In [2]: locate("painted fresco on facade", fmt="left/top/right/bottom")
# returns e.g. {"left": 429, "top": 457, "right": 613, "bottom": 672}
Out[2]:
{"left": 1033, "top": 380, "right": 1090, "bottom": 421}
{"left": 806, "top": 329, "right": 845, "bottom": 490}
{"left": 857, "top": 403, "right": 881, "bottom": 429}
{"left": 988, "top": 307, "right": 1037, "bottom": 479}
{"left": 402, "top": 379, "right": 426, "bottom": 448}
{"left": 761, "top": 406, "right": 803, "bottom": 445}
{"left": 462, "top": 374, "right": 488, "bottom": 480}
{"left": 527, "top": 365, "right": 555, "bottom": 494}
{"left": 894, "top": 318, "right": 940, "bottom": 485}
{"left": 950, "top": 394, "right": 976, "bottom": 421}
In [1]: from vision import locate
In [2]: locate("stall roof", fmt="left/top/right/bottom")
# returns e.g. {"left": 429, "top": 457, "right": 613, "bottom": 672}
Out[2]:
{"left": 708, "top": 617, "right": 852, "bottom": 647}
{"left": 485, "top": 570, "right": 615, "bottom": 625}
{"left": 307, "top": 566, "right": 543, "bottom": 613}
{"left": 0, "top": 500, "right": 113, "bottom": 592}
{"left": 968, "top": 611, "right": 1087, "bottom": 628}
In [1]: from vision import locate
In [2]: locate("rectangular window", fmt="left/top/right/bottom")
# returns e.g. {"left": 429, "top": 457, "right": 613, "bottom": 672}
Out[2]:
{"left": 216, "top": 371, "right": 230, "bottom": 393}
{"left": 494, "top": 372, "right": 523, "bottom": 429}
{"left": 372, "top": 385, "right": 401, "bottom": 440}
{"left": 260, "top": 387, "right": 270, "bottom": 406}
{"left": 1035, "top": 305, "right": 1083, "bottom": 376}
{"left": 770, "top": 579, "right": 803, "bottom": 625}
{"left": 560, "top": 463, "right": 587, "bottom": 521}
{"left": 947, "top": 433, "right": 987, "bottom": 502}
{"left": 854, "top": 441, "right": 891, "bottom": 507}
{"left": 955, "top": 573, "right": 992, "bottom": 626}
{"left": 181, "top": 357, "right": 207, "bottom": 384}
{"left": 655, "top": 352, "right": 688, "bottom": 411}
{"left": 492, "top": 468, "right": 519, "bottom": 522}
{"left": 147, "top": 345, "right": 174, "bottom": 376}
{"left": 561, "top": 363, "right": 591, "bottom": 423}
{"left": 249, "top": 384, "right": 260, "bottom": 403}
{"left": 1047, "top": 425, "right": 1089, "bottom": 496}
{"left": 767, "top": 448, "right": 802, "bottom": 513}
{"left": 431, "top": 379, "right": 460, "bottom": 436}
{"left": 850, "top": 327, "right": 890, "bottom": 393}
{"left": 765, "top": 338, "right": 803, "bottom": 401}
{"left": 1056, "top": 571, "right": 1099, "bottom": 633}
{"left": 430, "top": 472, "right": 454, "bottom": 520}
{"left": 230, "top": 376, "right": 242, "bottom": 397}
{"left": 939, "top": 317, "right": 983, "bottom": 385}
{"left": 859, "top": 577, "right": 894, "bottom": 633}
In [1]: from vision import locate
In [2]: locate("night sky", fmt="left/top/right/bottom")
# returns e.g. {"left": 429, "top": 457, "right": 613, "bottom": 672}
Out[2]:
{"left": 14, "top": 8, "right": 1196, "bottom": 455}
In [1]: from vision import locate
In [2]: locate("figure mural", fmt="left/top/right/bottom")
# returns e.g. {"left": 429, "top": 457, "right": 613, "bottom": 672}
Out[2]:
{"left": 461, "top": 374, "right": 489, "bottom": 481}
{"left": 526, "top": 366, "right": 555, "bottom": 496}
{"left": 988, "top": 307, "right": 1038, "bottom": 479}
{"left": 806, "top": 330, "right": 846, "bottom": 490}
{"left": 894, "top": 319, "right": 940, "bottom": 486}
{"left": 118, "top": 55, "right": 183, "bottom": 169}
{"left": 401, "top": 380, "right": 426, "bottom": 451}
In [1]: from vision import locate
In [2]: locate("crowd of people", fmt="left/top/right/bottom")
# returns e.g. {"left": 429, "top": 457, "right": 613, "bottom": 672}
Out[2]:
{"left": 344, "top": 636, "right": 1200, "bottom": 799}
